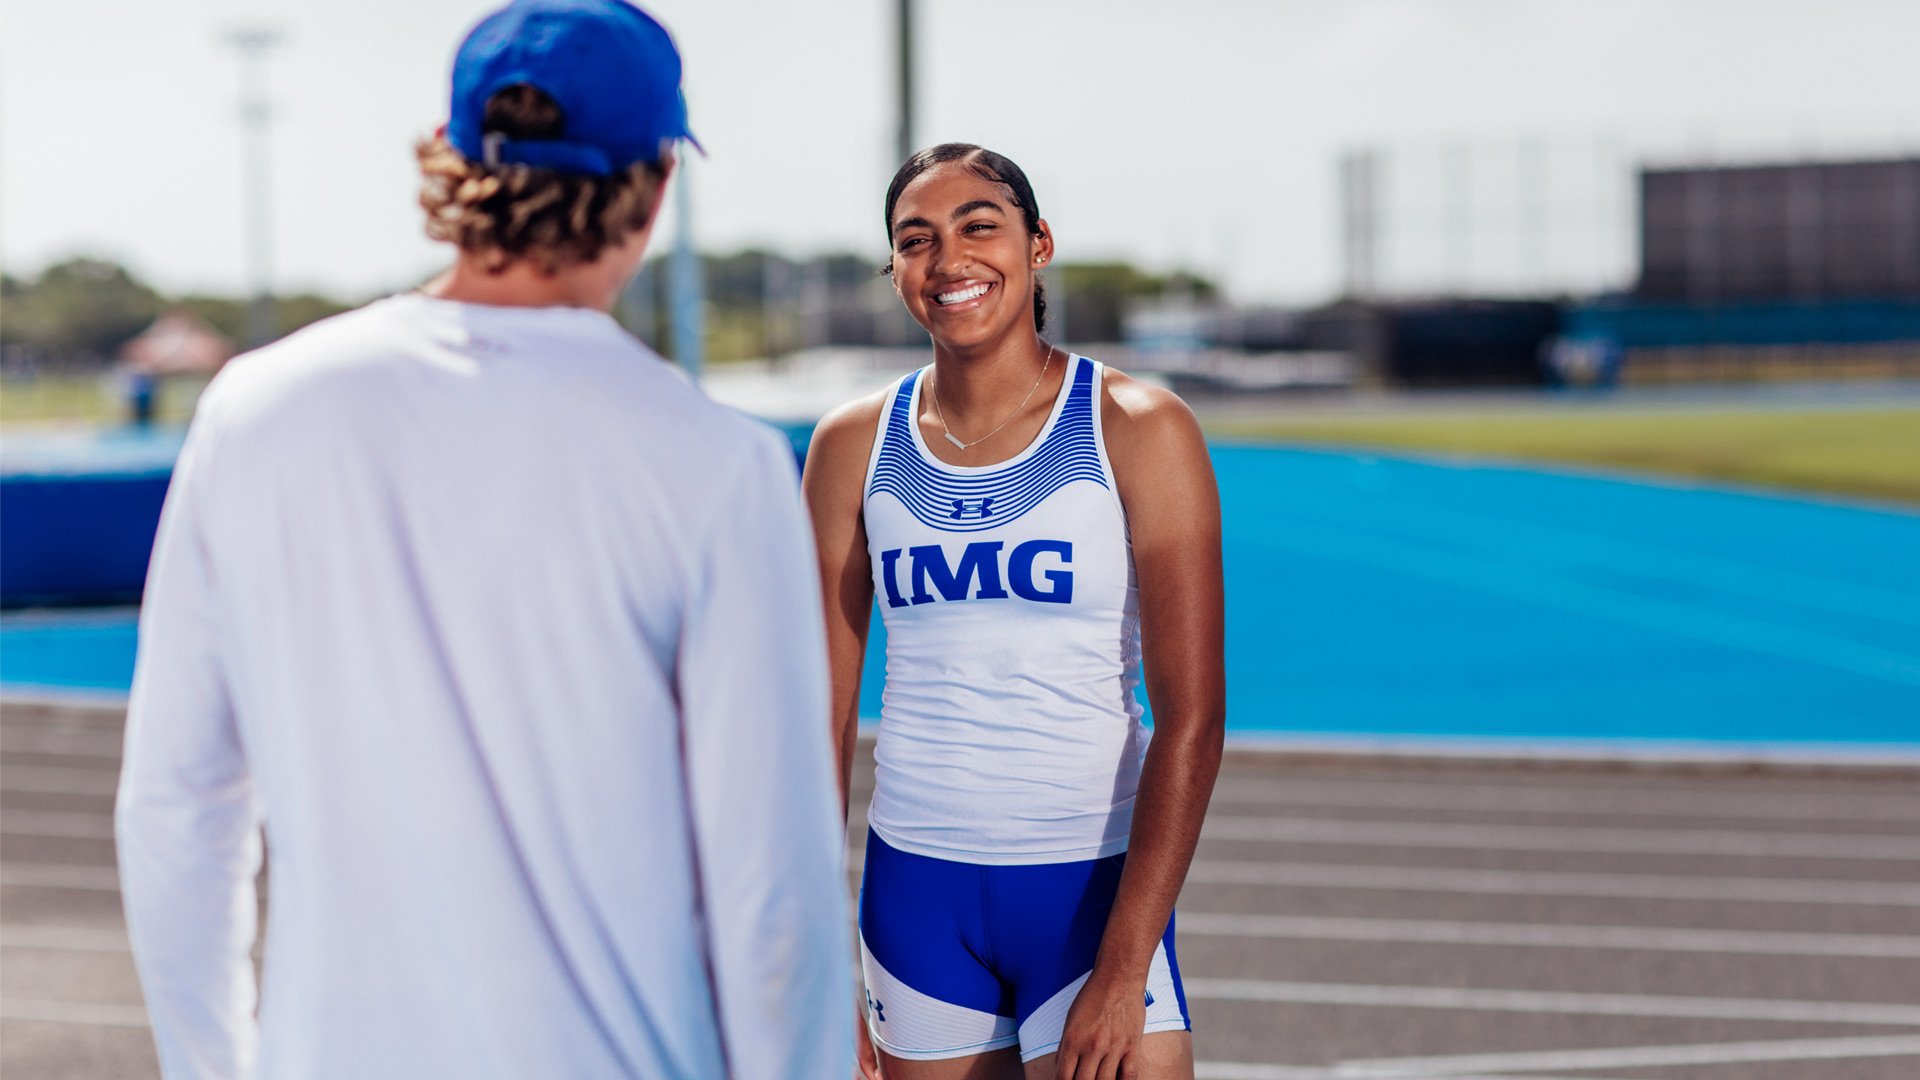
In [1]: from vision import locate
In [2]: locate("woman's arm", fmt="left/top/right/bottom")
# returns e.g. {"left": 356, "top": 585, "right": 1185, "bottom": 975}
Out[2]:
{"left": 1056, "top": 372, "right": 1226, "bottom": 1080}
{"left": 801, "top": 394, "right": 889, "bottom": 1080}
{"left": 800, "top": 394, "right": 885, "bottom": 816}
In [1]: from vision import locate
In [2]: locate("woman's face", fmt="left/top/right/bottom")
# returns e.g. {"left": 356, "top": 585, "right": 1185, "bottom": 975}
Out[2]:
{"left": 888, "top": 162, "right": 1052, "bottom": 352}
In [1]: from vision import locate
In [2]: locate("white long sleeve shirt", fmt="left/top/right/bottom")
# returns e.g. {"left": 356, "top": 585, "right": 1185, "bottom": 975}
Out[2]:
{"left": 115, "top": 294, "right": 852, "bottom": 1080}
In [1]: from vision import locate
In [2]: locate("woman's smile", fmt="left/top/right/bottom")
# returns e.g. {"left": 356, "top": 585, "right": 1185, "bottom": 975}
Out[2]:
{"left": 931, "top": 280, "right": 995, "bottom": 312}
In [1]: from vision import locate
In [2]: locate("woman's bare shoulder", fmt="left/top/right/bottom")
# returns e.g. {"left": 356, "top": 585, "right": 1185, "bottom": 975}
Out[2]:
{"left": 1097, "top": 364, "right": 1203, "bottom": 449}
{"left": 817, "top": 384, "right": 892, "bottom": 445}
{"left": 803, "top": 385, "right": 893, "bottom": 494}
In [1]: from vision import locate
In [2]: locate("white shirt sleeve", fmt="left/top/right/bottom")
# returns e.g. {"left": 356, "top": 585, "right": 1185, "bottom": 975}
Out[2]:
{"left": 115, "top": 406, "right": 263, "bottom": 1080}
{"left": 675, "top": 426, "right": 856, "bottom": 1079}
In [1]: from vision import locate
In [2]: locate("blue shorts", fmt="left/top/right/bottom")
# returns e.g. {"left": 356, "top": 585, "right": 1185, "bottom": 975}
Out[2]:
{"left": 857, "top": 829, "right": 1191, "bottom": 1062}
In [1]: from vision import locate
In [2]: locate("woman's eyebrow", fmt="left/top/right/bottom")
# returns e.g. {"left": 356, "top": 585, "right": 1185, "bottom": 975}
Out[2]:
{"left": 949, "top": 200, "right": 1006, "bottom": 220}
{"left": 894, "top": 199, "right": 1007, "bottom": 235}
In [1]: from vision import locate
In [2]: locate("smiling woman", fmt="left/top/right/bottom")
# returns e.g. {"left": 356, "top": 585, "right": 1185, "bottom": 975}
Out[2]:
{"left": 882, "top": 144, "right": 1051, "bottom": 335}
{"left": 802, "top": 144, "right": 1227, "bottom": 1080}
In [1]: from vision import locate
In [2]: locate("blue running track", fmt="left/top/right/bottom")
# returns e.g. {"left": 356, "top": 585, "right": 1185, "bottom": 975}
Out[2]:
{"left": 6, "top": 445, "right": 1917, "bottom": 750}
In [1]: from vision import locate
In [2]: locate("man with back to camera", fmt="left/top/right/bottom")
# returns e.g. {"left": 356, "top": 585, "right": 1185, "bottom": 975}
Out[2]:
{"left": 113, "top": 2, "right": 854, "bottom": 1076}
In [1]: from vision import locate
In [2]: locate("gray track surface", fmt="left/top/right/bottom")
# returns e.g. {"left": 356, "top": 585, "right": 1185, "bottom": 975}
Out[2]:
{"left": 5, "top": 700, "right": 1917, "bottom": 1078}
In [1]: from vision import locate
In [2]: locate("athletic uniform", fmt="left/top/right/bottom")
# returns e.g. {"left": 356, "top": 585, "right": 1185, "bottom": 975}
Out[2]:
{"left": 858, "top": 354, "right": 1191, "bottom": 1062}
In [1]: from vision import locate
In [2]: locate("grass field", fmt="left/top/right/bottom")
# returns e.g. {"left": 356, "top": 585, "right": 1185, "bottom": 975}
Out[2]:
{"left": 1, "top": 375, "right": 207, "bottom": 427}
{"left": 1205, "top": 405, "right": 1920, "bottom": 506}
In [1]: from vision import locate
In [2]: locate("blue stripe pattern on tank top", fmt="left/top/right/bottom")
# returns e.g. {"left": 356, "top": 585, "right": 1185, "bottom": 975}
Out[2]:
{"left": 868, "top": 356, "right": 1108, "bottom": 533}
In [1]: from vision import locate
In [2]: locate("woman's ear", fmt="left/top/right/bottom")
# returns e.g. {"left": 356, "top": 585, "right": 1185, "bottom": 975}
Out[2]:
{"left": 1031, "top": 219, "right": 1056, "bottom": 267}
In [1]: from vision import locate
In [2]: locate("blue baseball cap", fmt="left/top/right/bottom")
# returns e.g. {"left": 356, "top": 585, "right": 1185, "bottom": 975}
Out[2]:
{"left": 447, "top": 0, "right": 699, "bottom": 176}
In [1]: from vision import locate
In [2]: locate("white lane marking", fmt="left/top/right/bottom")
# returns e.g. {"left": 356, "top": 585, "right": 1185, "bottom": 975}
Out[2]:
{"left": 1338, "top": 1033, "right": 1920, "bottom": 1076}
{"left": 1, "top": 810, "right": 114, "bottom": 840}
{"left": 1184, "top": 858, "right": 1920, "bottom": 907}
{"left": 1179, "top": 911, "right": 1920, "bottom": 958}
{"left": 1210, "top": 774, "right": 1920, "bottom": 824}
{"left": 1203, "top": 814, "right": 1920, "bottom": 861}
{"left": 0, "top": 731, "right": 125, "bottom": 760}
{"left": 1190, "top": 1060, "right": 1643, "bottom": 1068}
{"left": 0, "top": 687, "right": 128, "bottom": 711}
{"left": 1184, "top": 978, "right": 1920, "bottom": 1025}
{"left": 0, "top": 864, "right": 120, "bottom": 891}
{"left": 0, "top": 764, "right": 120, "bottom": 796}
{"left": 0, "top": 999, "right": 149, "bottom": 1028}
{"left": 1, "top": 926, "right": 128, "bottom": 952}
{"left": 1194, "top": 1067, "right": 1328, "bottom": 1080}
{"left": 1218, "top": 734, "right": 1920, "bottom": 770}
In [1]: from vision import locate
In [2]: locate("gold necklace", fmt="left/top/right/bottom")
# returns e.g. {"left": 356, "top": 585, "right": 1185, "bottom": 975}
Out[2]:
{"left": 929, "top": 346, "right": 1055, "bottom": 451}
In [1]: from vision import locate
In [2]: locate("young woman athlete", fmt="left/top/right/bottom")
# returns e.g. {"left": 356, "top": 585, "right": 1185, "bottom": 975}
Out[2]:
{"left": 804, "top": 144, "right": 1226, "bottom": 1080}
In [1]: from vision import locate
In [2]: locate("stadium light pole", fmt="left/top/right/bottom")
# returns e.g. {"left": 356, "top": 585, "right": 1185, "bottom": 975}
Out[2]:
{"left": 669, "top": 162, "right": 705, "bottom": 382}
{"left": 224, "top": 27, "right": 283, "bottom": 349}
{"left": 895, "top": 0, "right": 916, "bottom": 166}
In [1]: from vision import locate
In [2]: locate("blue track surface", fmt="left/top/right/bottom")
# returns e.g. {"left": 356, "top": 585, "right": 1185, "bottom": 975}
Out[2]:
{"left": 0, "top": 610, "right": 141, "bottom": 695}
{"left": 1207, "top": 447, "right": 1918, "bottom": 743}
{"left": 6, "top": 445, "right": 1917, "bottom": 747}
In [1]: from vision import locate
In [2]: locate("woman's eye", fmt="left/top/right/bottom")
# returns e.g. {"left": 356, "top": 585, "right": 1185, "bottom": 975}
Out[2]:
{"left": 965, "top": 222, "right": 996, "bottom": 234}
{"left": 897, "top": 237, "right": 927, "bottom": 251}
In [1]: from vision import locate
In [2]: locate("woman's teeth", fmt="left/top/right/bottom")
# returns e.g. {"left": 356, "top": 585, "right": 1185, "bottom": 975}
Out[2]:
{"left": 936, "top": 283, "right": 990, "bottom": 305}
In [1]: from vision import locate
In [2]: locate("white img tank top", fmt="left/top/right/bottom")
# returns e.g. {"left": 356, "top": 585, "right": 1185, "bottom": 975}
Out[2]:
{"left": 862, "top": 354, "right": 1146, "bottom": 865}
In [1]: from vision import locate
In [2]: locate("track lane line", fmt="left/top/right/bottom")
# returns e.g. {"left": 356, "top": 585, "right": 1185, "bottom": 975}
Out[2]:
{"left": 0, "top": 731, "right": 126, "bottom": 759}
{"left": 1336, "top": 1033, "right": 1920, "bottom": 1075}
{"left": 1183, "top": 858, "right": 1920, "bottom": 906}
{"left": 0, "top": 765, "right": 120, "bottom": 797}
{"left": 1203, "top": 814, "right": 1920, "bottom": 860}
{"left": 0, "top": 865, "right": 120, "bottom": 891}
{"left": 1179, "top": 911, "right": 1920, "bottom": 957}
{"left": 0, "top": 999, "right": 150, "bottom": 1028}
{"left": 1183, "top": 978, "right": 1920, "bottom": 1025}
{"left": 1209, "top": 775, "right": 1920, "bottom": 824}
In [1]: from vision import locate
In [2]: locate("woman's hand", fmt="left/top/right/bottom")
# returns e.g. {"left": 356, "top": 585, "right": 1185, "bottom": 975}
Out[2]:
{"left": 1054, "top": 968, "right": 1147, "bottom": 1079}
{"left": 854, "top": 993, "right": 883, "bottom": 1080}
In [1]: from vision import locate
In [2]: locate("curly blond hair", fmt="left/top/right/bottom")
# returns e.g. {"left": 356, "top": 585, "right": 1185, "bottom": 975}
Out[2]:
{"left": 417, "top": 85, "right": 668, "bottom": 274}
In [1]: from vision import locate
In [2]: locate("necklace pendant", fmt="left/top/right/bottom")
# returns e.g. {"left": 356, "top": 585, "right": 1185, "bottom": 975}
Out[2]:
{"left": 943, "top": 431, "right": 969, "bottom": 450}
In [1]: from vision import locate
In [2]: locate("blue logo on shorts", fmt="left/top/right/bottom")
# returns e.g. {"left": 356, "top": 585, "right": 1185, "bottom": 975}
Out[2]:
{"left": 867, "top": 989, "right": 887, "bottom": 1023}
{"left": 1144, "top": 990, "right": 1155, "bottom": 1007}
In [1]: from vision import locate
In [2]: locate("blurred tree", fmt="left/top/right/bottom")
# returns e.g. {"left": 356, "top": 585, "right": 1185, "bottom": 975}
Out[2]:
{"left": 176, "top": 292, "right": 353, "bottom": 342}
{"left": 1, "top": 258, "right": 355, "bottom": 371}
{"left": 1055, "top": 262, "right": 1217, "bottom": 342}
{"left": 0, "top": 257, "right": 166, "bottom": 365}
{"left": 0, "top": 252, "right": 1214, "bottom": 374}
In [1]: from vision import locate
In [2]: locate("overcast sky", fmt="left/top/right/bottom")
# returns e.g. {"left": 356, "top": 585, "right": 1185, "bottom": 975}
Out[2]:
{"left": 4, "top": 0, "right": 1917, "bottom": 304}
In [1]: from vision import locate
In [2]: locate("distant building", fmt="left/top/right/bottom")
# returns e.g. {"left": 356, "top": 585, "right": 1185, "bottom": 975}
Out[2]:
{"left": 119, "top": 309, "right": 235, "bottom": 375}
{"left": 1639, "top": 157, "right": 1920, "bottom": 302}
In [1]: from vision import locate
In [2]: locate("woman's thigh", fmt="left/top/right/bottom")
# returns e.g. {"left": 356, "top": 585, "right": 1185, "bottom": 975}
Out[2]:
{"left": 881, "top": 1045, "right": 1027, "bottom": 1080}
{"left": 1021, "top": 1029, "right": 1194, "bottom": 1080}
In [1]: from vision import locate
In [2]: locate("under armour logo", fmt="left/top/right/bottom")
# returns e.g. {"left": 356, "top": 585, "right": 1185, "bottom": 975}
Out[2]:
{"left": 867, "top": 989, "right": 887, "bottom": 1023}
{"left": 950, "top": 497, "right": 994, "bottom": 520}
